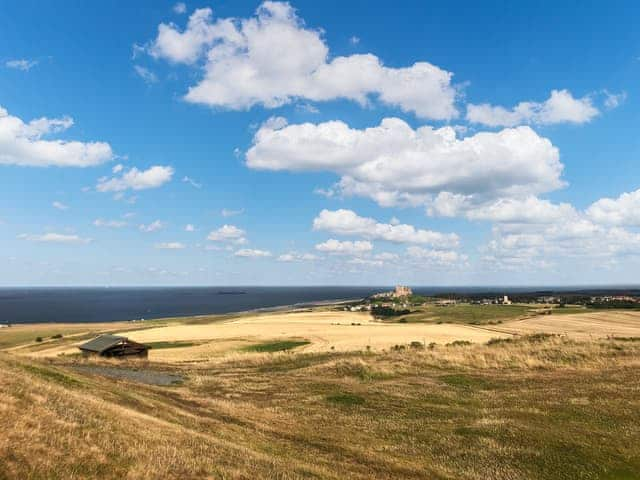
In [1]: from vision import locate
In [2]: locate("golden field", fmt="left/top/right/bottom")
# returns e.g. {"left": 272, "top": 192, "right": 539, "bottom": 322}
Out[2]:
{"left": 1, "top": 306, "right": 640, "bottom": 479}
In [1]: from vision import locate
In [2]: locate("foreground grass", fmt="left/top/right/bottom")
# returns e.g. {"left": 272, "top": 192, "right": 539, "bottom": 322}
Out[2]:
{"left": 1, "top": 334, "right": 640, "bottom": 479}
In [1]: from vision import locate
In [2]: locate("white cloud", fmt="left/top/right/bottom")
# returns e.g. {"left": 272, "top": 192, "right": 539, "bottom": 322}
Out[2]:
{"left": 18, "top": 233, "right": 91, "bottom": 244}
{"left": 603, "top": 90, "right": 626, "bottom": 110}
{"left": 93, "top": 218, "right": 127, "bottom": 228}
{"left": 348, "top": 257, "right": 383, "bottom": 267}
{"left": 315, "top": 239, "right": 373, "bottom": 255}
{"left": 221, "top": 208, "right": 244, "bottom": 217}
{"left": 134, "top": 65, "right": 158, "bottom": 83}
{"left": 5, "top": 59, "right": 38, "bottom": 71}
{"left": 428, "top": 195, "right": 579, "bottom": 225}
{"left": 234, "top": 248, "right": 271, "bottom": 257}
{"left": 247, "top": 117, "right": 563, "bottom": 208}
{"left": 97, "top": 165, "right": 174, "bottom": 192}
{"left": 155, "top": 242, "right": 186, "bottom": 249}
{"left": 375, "top": 252, "right": 399, "bottom": 261}
{"left": 52, "top": 201, "right": 69, "bottom": 211}
{"left": 147, "top": 2, "right": 458, "bottom": 119}
{"left": 349, "top": 36, "right": 360, "bottom": 45}
{"left": 466, "top": 89, "right": 599, "bottom": 127}
{"left": 139, "top": 220, "right": 165, "bottom": 232}
{"left": 185, "top": 224, "right": 195, "bottom": 232}
{"left": 112, "top": 163, "right": 124, "bottom": 173}
{"left": 406, "top": 246, "right": 465, "bottom": 265}
{"left": 295, "top": 103, "right": 319, "bottom": 114}
{"left": 0, "top": 105, "right": 113, "bottom": 167}
{"left": 182, "top": 175, "right": 202, "bottom": 188}
{"left": 480, "top": 206, "right": 640, "bottom": 271}
{"left": 587, "top": 188, "right": 640, "bottom": 226}
{"left": 277, "top": 251, "right": 318, "bottom": 262}
{"left": 173, "top": 2, "right": 187, "bottom": 14}
{"left": 313, "top": 209, "right": 458, "bottom": 248}
{"left": 207, "top": 224, "right": 247, "bottom": 244}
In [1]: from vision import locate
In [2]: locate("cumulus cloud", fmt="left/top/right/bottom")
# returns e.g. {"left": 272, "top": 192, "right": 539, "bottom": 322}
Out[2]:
{"left": 315, "top": 239, "right": 373, "bottom": 255}
{"left": 587, "top": 188, "right": 640, "bottom": 226}
{"left": 5, "top": 59, "right": 38, "bottom": 71}
{"left": 52, "top": 201, "right": 69, "bottom": 211}
{"left": 96, "top": 165, "right": 174, "bottom": 192}
{"left": 313, "top": 209, "right": 458, "bottom": 248}
{"left": 480, "top": 206, "right": 640, "bottom": 271}
{"left": 277, "top": 251, "right": 318, "bottom": 262}
{"left": 428, "top": 195, "right": 579, "bottom": 225}
{"left": 93, "top": 218, "right": 127, "bottom": 228}
{"left": 247, "top": 117, "right": 563, "bottom": 208}
{"left": 155, "top": 242, "right": 186, "bottom": 249}
{"left": 185, "top": 223, "right": 195, "bottom": 232}
{"left": 18, "top": 233, "right": 91, "bottom": 244}
{"left": 207, "top": 224, "right": 247, "bottom": 244}
{"left": 139, "top": 220, "right": 165, "bottom": 232}
{"left": 173, "top": 2, "right": 187, "bottom": 14}
{"left": 234, "top": 248, "right": 271, "bottom": 257}
{"left": 146, "top": 2, "right": 458, "bottom": 119}
{"left": 406, "top": 246, "right": 466, "bottom": 265}
{"left": 0, "top": 105, "right": 113, "bottom": 167}
{"left": 466, "top": 89, "right": 599, "bottom": 127}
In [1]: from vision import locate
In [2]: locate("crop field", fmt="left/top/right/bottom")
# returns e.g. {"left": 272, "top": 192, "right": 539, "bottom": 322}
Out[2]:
{"left": 390, "top": 303, "right": 535, "bottom": 324}
{"left": 1, "top": 307, "right": 640, "bottom": 479}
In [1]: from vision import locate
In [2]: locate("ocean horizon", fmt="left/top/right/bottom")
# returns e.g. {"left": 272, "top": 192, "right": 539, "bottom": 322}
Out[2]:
{"left": 3, "top": 285, "right": 640, "bottom": 324}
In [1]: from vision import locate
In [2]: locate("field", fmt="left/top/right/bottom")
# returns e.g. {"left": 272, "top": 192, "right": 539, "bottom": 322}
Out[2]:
{"left": 1, "top": 307, "right": 640, "bottom": 479}
{"left": 389, "top": 303, "right": 535, "bottom": 324}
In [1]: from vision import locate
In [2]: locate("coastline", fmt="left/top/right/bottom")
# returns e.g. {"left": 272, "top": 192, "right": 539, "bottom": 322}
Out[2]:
{"left": 0, "top": 297, "right": 364, "bottom": 327}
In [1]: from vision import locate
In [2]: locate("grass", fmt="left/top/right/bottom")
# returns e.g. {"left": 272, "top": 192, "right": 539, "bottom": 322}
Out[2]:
{"left": 326, "top": 393, "right": 366, "bottom": 406}
{"left": 19, "top": 363, "right": 83, "bottom": 388}
{"left": 393, "top": 303, "right": 533, "bottom": 324}
{"left": 242, "top": 339, "right": 311, "bottom": 353}
{"left": 2, "top": 321, "right": 640, "bottom": 479}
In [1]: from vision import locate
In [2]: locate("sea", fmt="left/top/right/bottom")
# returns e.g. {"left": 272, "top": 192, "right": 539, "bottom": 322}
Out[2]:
{"left": 1, "top": 286, "right": 637, "bottom": 324}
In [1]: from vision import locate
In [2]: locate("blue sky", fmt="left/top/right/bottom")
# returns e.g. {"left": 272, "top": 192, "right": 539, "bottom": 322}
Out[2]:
{"left": 1, "top": 0, "right": 639, "bottom": 286}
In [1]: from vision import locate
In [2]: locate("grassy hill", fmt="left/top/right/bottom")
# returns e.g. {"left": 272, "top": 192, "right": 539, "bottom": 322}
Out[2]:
{"left": 1, "top": 332, "right": 639, "bottom": 479}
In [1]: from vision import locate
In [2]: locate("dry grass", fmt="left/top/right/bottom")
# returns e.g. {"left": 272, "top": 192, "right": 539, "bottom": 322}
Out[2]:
{"left": 1, "top": 332, "right": 640, "bottom": 479}
{"left": 2, "top": 308, "right": 640, "bottom": 479}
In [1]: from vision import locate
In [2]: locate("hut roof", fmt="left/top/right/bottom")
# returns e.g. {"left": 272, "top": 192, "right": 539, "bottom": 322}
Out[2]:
{"left": 79, "top": 334, "right": 127, "bottom": 353}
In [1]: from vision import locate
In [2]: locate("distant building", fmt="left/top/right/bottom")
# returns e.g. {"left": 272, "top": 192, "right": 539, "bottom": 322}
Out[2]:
{"left": 79, "top": 334, "right": 149, "bottom": 358}
{"left": 502, "top": 295, "right": 512, "bottom": 305}
{"left": 394, "top": 285, "right": 412, "bottom": 298}
{"left": 371, "top": 285, "right": 413, "bottom": 300}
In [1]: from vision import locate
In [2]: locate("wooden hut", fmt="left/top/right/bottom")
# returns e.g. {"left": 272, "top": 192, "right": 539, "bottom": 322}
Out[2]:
{"left": 79, "top": 334, "right": 149, "bottom": 358}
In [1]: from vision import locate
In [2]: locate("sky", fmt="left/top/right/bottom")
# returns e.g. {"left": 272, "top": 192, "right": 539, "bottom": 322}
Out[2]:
{"left": 1, "top": 0, "right": 639, "bottom": 286}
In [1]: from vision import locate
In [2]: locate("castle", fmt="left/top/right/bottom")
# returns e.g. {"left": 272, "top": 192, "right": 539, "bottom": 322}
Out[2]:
{"left": 394, "top": 285, "right": 412, "bottom": 298}
{"left": 372, "top": 285, "right": 413, "bottom": 299}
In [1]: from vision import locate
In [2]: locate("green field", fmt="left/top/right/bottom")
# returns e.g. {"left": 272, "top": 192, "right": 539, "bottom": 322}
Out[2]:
{"left": 242, "top": 339, "right": 311, "bottom": 352}
{"left": 392, "top": 303, "right": 534, "bottom": 324}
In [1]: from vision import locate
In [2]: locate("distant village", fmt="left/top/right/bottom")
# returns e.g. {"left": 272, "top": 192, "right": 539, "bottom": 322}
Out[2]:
{"left": 344, "top": 286, "right": 640, "bottom": 313}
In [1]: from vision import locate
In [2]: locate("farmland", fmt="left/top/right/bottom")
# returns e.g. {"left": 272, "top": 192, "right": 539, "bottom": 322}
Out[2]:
{"left": 1, "top": 307, "right": 640, "bottom": 479}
